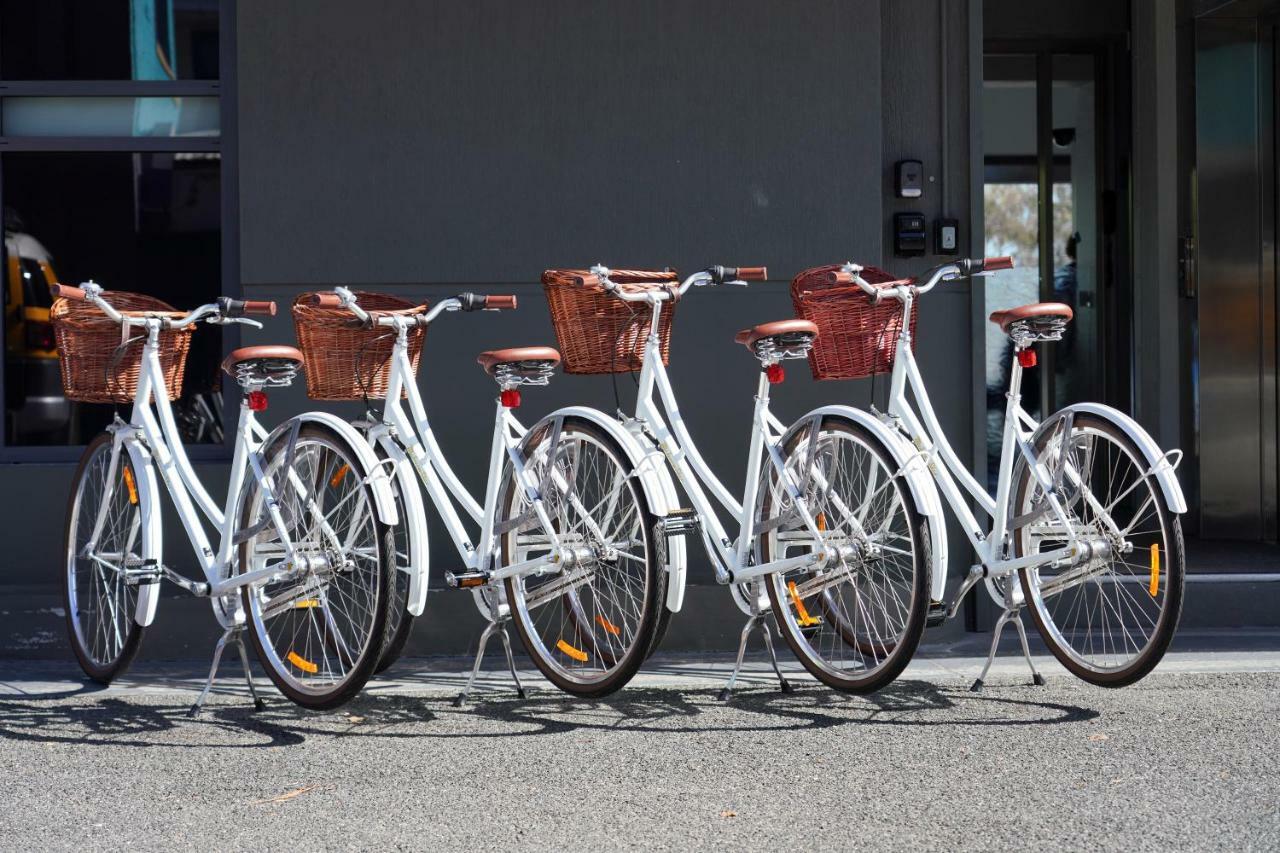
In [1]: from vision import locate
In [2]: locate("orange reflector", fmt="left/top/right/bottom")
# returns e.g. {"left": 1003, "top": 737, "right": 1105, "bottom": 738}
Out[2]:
{"left": 787, "top": 581, "right": 821, "bottom": 627}
{"left": 1149, "top": 544, "right": 1160, "bottom": 597}
{"left": 121, "top": 466, "right": 138, "bottom": 506}
{"left": 815, "top": 512, "right": 827, "bottom": 532}
{"left": 457, "top": 576, "right": 486, "bottom": 589}
{"left": 595, "top": 614, "right": 621, "bottom": 636}
{"left": 287, "top": 651, "right": 318, "bottom": 674}
{"left": 329, "top": 464, "right": 351, "bottom": 488}
{"left": 294, "top": 599, "right": 319, "bottom": 609}
{"left": 556, "top": 639, "right": 588, "bottom": 662}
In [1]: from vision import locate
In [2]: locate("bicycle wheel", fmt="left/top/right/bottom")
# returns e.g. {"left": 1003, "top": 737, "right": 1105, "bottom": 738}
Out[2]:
{"left": 1014, "top": 412, "right": 1184, "bottom": 687}
{"left": 239, "top": 422, "right": 394, "bottom": 710}
{"left": 373, "top": 447, "right": 415, "bottom": 674}
{"left": 761, "top": 415, "right": 930, "bottom": 693}
{"left": 502, "top": 416, "right": 662, "bottom": 698}
{"left": 62, "top": 432, "right": 146, "bottom": 683}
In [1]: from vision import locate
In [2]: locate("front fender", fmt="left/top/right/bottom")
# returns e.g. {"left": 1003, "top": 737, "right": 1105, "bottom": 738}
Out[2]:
{"left": 527, "top": 407, "right": 689, "bottom": 613}
{"left": 782, "top": 405, "right": 950, "bottom": 603}
{"left": 261, "top": 412, "right": 400, "bottom": 527}
{"left": 1039, "top": 403, "right": 1187, "bottom": 514}
{"left": 371, "top": 431, "right": 430, "bottom": 617}
{"left": 116, "top": 436, "right": 163, "bottom": 627}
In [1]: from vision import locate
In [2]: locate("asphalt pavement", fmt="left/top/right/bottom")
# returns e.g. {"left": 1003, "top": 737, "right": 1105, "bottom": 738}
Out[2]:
{"left": 1, "top": 651, "right": 1278, "bottom": 851}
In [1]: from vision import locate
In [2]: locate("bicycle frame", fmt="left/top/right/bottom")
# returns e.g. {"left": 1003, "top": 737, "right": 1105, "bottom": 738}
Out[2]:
{"left": 629, "top": 300, "right": 828, "bottom": 591}
{"left": 94, "top": 318, "right": 309, "bottom": 626}
{"left": 883, "top": 290, "right": 1103, "bottom": 580}
{"left": 364, "top": 316, "right": 566, "bottom": 616}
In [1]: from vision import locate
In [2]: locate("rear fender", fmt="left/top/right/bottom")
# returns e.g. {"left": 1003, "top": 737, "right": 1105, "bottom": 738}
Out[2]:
{"left": 261, "top": 412, "right": 400, "bottom": 526}
{"left": 1038, "top": 403, "right": 1187, "bottom": 514}
{"left": 526, "top": 407, "right": 689, "bottom": 613}
{"left": 782, "top": 406, "right": 950, "bottom": 603}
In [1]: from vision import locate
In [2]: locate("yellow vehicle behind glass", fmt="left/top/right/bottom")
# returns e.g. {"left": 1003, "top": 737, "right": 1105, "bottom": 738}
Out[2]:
{"left": 5, "top": 209, "right": 69, "bottom": 443}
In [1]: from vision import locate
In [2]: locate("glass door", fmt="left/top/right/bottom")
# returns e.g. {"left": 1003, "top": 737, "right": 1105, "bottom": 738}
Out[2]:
{"left": 982, "top": 49, "right": 1107, "bottom": 486}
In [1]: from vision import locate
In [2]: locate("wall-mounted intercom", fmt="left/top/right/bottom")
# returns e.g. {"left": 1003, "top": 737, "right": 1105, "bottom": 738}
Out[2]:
{"left": 935, "top": 218, "right": 959, "bottom": 254}
{"left": 894, "top": 212, "right": 927, "bottom": 257}
{"left": 895, "top": 159, "right": 924, "bottom": 199}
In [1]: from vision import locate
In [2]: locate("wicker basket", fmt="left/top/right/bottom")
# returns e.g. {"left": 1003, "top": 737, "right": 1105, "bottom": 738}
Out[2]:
{"left": 292, "top": 292, "right": 427, "bottom": 400}
{"left": 542, "top": 269, "right": 678, "bottom": 374}
{"left": 791, "top": 264, "right": 918, "bottom": 381}
{"left": 51, "top": 292, "right": 192, "bottom": 403}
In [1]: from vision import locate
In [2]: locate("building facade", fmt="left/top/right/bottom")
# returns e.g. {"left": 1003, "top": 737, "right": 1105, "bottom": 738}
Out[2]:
{"left": 0, "top": 0, "right": 1274, "bottom": 656}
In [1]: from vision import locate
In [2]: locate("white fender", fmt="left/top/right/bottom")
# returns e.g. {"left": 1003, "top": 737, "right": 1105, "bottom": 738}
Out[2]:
{"left": 261, "top": 412, "right": 400, "bottom": 526}
{"left": 118, "top": 435, "right": 163, "bottom": 627}
{"left": 528, "top": 407, "right": 689, "bottom": 613}
{"left": 373, "top": 433, "right": 430, "bottom": 617}
{"left": 785, "top": 406, "right": 950, "bottom": 604}
{"left": 1040, "top": 403, "right": 1187, "bottom": 514}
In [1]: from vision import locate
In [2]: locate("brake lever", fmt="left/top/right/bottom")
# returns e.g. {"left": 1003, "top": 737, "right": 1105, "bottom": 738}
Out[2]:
{"left": 209, "top": 316, "right": 264, "bottom": 330}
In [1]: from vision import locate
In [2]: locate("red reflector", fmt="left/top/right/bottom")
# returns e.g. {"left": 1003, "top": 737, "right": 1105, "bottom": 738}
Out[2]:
{"left": 766, "top": 364, "right": 785, "bottom": 384}
{"left": 246, "top": 390, "right": 268, "bottom": 411}
{"left": 500, "top": 388, "right": 521, "bottom": 408}
{"left": 1017, "top": 348, "right": 1037, "bottom": 369}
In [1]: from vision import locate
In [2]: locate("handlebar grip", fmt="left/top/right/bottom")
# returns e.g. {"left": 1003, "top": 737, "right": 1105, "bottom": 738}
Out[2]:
{"left": 221, "top": 297, "right": 278, "bottom": 318}
{"left": 982, "top": 256, "right": 1014, "bottom": 271}
{"left": 50, "top": 283, "right": 87, "bottom": 301}
{"left": 734, "top": 266, "right": 768, "bottom": 281}
{"left": 242, "top": 300, "right": 277, "bottom": 316}
{"left": 308, "top": 292, "right": 344, "bottom": 308}
{"left": 573, "top": 273, "right": 602, "bottom": 287}
{"left": 823, "top": 271, "right": 856, "bottom": 285}
{"left": 484, "top": 295, "right": 518, "bottom": 310}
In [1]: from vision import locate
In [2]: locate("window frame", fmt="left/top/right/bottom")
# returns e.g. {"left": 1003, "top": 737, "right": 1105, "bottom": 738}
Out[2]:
{"left": 0, "top": 0, "right": 238, "bottom": 463}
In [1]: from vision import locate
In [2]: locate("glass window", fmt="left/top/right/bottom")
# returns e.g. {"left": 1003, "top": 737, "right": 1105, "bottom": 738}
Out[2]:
{"left": 983, "top": 54, "right": 1041, "bottom": 487}
{"left": 3, "top": 152, "right": 222, "bottom": 446}
{"left": 0, "top": 1, "right": 220, "bottom": 81}
{"left": 2, "top": 96, "right": 219, "bottom": 137}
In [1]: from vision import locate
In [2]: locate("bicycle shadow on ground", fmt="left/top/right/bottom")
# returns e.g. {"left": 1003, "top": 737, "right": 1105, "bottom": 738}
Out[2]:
{"left": 0, "top": 678, "right": 1099, "bottom": 749}
{"left": 389, "top": 680, "right": 1102, "bottom": 738}
{"left": 0, "top": 694, "right": 308, "bottom": 748}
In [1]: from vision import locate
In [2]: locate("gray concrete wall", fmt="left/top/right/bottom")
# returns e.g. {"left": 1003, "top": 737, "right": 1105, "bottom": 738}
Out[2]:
{"left": 0, "top": 0, "right": 986, "bottom": 654}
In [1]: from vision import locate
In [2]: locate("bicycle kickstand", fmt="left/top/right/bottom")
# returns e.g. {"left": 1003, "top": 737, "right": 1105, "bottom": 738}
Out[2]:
{"left": 971, "top": 607, "right": 1045, "bottom": 693}
{"left": 454, "top": 619, "right": 526, "bottom": 706}
{"left": 719, "top": 611, "right": 793, "bottom": 702}
{"left": 189, "top": 625, "right": 267, "bottom": 717}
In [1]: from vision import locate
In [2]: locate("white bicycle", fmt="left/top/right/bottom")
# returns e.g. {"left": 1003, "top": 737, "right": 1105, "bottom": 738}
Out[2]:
{"left": 54, "top": 282, "right": 400, "bottom": 713}
{"left": 297, "top": 288, "right": 678, "bottom": 701}
{"left": 782, "top": 257, "right": 1187, "bottom": 689}
{"left": 553, "top": 264, "right": 933, "bottom": 698}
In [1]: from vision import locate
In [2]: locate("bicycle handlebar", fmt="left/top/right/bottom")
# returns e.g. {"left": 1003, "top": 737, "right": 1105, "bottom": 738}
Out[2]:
{"left": 459, "top": 293, "right": 517, "bottom": 311}
{"left": 309, "top": 292, "right": 343, "bottom": 308}
{"left": 590, "top": 264, "right": 766, "bottom": 303}
{"left": 50, "top": 283, "right": 87, "bottom": 301}
{"left": 834, "top": 256, "right": 1016, "bottom": 301}
{"left": 49, "top": 281, "right": 271, "bottom": 329}
{"left": 219, "top": 297, "right": 277, "bottom": 317}
{"left": 310, "top": 287, "right": 514, "bottom": 328}
{"left": 957, "top": 256, "right": 1013, "bottom": 275}
{"left": 728, "top": 266, "right": 768, "bottom": 281}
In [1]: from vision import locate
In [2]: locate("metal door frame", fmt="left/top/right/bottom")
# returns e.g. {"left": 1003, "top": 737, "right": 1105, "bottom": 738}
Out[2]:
{"left": 984, "top": 37, "right": 1131, "bottom": 418}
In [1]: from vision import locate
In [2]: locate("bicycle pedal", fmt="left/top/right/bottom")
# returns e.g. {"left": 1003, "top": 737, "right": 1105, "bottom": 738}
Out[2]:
{"left": 926, "top": 600, "right": 947, "bottom": 628}
{"left": 656, "top": 508, "right": 699, "bottom": 539}
{"left": 123, "top": 558, "right": 161, "bottom": 586}
{"left": 445, "top": 570, "right": 490, "bottom": 589}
